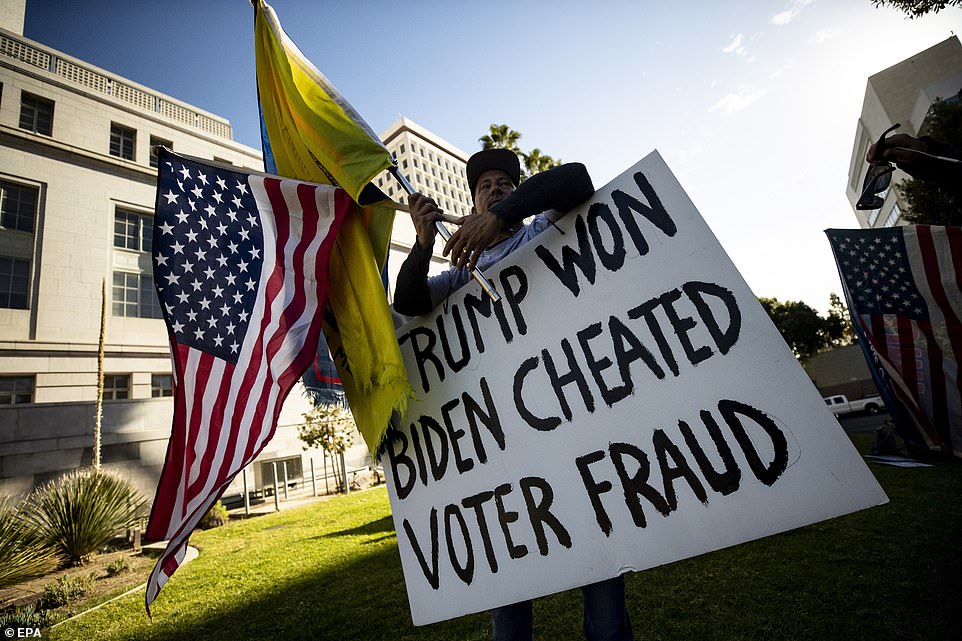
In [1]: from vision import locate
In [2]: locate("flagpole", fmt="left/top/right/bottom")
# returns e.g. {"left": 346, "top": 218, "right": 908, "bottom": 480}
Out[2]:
{"left": 389, "top": 166, "right": 501, "bottom": 303}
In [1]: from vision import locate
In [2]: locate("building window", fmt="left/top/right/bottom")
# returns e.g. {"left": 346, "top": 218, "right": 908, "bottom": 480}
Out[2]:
{"left": 151, "top": 374, "right": 173, "bottom": 397}
{"left": 402, "top": 159, "right": 408, "bottom": 169}
{"left": 19, "top": 92, "right": 53, "bottom": 136}
{"left": 114, "top": 208, "right": 153, "bottom": 253}
{"left": 867, "top": 208, "right": 880, "bottom": 227}
{"left": 400, "top": 144, "right": 406, "bottom": 153}
{"left": 0, "top": 257, "right": 30, "bottom": 309}
{"left": 884, "top": 203, "right": 902, "bottom": 227}
{"left": 0, "top": 180, "right": 37, "bottom": 233}
{"left": 110, "top": 123, "right": 136, "bottom": 160}
{"left": 112, "top": 271, "right": 162, "bottom": 318}
{"left": 150, "top": 137, "right": 172, "bottom": 168}
{"left": 103, "top": 374, "right": 130, "bottom": 400}
{"left": 0, "top": 376, "right": 33, "bottom": 405}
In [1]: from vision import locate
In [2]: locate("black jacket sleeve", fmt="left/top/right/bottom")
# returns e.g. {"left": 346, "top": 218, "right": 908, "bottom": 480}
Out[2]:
{"left": 490, "top": 162, "right": 594, "bottom": 227}
{"left": 393, "top": 240, "right": 435, "bottom": 317}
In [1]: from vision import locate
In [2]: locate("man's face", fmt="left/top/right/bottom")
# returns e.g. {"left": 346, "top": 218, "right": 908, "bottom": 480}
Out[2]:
{"left": 472, "top": 169, "right": 516, "bottom": 214}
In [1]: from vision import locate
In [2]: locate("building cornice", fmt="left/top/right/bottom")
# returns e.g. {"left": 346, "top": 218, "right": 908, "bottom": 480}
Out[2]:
{"left": 0, "top": 27, "right": 261, "bottom": 161}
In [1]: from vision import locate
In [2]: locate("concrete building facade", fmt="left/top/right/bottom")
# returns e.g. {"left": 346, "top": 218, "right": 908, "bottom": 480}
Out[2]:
{"left": 802, "top": 344, "right": 876, "bottom": 401}
{"left": 376, "top": 117, "right": 475, "bottom": 298}
{"left": 846, "top": 36, "right": 962, "bottom": 228}
{"left": 0, "top": 25, "right": 372, "bottom": 500}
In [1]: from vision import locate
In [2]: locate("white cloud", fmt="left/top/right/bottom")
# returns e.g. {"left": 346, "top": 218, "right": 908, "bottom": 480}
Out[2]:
{"left": 722, "top": 33, "right": 753, "bottom": 60}
{"left": 771, "top": 0, "right": 815, "bottom": 26}
{"left": 768, "top": 58, "right": 797, "bottom": 79}
{"left": 723, "top": 33, "right": 745, "bottom": 54}
{"left": 708, "top": 88, "right": 767, "bottom": 115}
{"left": 810, "top": 28, "right": 839, "bottom": 45}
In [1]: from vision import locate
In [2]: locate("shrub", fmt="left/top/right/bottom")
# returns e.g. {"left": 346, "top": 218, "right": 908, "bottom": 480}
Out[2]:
{"left": 0, "top": 495, "right": 58, "bottom": 589}
{"left": 0, "top": 604, "right": 51, "bottom": 631}
{"left": 25, "top": 470, "right": 149, "bottom": 566}
{"left": 199, "top": 501, "right": 229, "bottom": 529}
{"left": 38, "top": 573, "right": 95, "bottom": 610}
{"left": 104, "top": 556, "right": 130, "bottom": 577}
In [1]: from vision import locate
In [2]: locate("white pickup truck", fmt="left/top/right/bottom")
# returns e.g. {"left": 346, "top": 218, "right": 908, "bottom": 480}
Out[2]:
{"left": 823, "top": 394, "right": 884, "bottom": 416}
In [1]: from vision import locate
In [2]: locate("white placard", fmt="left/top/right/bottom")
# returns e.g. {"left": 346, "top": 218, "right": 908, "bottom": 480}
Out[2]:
{"left": 384, "top": 152, "right": 888, "bottom": 625}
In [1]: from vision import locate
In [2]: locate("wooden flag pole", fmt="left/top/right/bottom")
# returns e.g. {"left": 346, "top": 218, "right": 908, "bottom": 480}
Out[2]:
{"left": 389, "top": 166, "right": 501, "bottom": 303}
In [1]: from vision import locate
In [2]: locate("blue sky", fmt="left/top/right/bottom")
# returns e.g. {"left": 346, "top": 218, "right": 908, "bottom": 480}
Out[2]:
{"left": 23, "top": 0, "right": 962, "bottom": 313}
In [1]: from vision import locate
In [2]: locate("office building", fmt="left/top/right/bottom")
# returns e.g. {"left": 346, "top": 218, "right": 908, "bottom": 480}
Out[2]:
{"left": 375, "top": 117, "right": 474, "bottom": 296}
{"left": 846, "top": 36, "right": 962, "bottom": 228}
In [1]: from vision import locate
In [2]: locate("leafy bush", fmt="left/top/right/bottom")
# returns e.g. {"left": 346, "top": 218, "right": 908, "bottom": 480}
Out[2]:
{"left": 38, "top": 573, "right": 95, "bottom": 610}
{"left": 0, "top": 495, "right": 58, "bottom": 589}
{"left": 0, "top": 604, "right": 51, "bottom": 631}
{"left": 199, "top": 501, "right": 229, "bottom": 529}
{"left": 25, "top": 470, "right": 149, "bottom": 566}
{"left": 104, "top": 556, "right": 130, "bottom": 577}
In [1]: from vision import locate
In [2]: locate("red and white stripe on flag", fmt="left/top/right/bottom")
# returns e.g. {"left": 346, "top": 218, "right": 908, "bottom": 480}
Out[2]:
{"left": 145, "top": 152, "right": 352, "bottom": 611}
{"left": 829, "top": 225, "right": 962, "bottom": 458}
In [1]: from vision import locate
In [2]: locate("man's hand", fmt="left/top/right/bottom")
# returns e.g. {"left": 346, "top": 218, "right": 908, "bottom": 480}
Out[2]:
{"left": 408, "top": 193, "right": 442, "bottom": 249}
{"left": 868, "top": 133, "right": 962, "bottom": 184}
{"left": 443, "top": 212, "right": 504, "bottom": 271}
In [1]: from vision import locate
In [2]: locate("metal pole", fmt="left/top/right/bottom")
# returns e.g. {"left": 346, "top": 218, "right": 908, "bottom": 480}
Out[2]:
{"left": 340, "top": 451, "right": 349, "bottom": 494}
{"left": 272, "top": 462, "right": 280, "bottom": 512}
{"left": 323, "top": 453, "right": 329, "bottom": 495}
{"left": 282, "top": 460, "right": 290, "bottom": 501}
{"left": 311, "top": 457, "right": 317, "bottom": 497}
{"left": 388, "top": 165, "right": 501, "bottom": 303}
{"left": 243, "top": 468, "right": 250, "bottom": 517}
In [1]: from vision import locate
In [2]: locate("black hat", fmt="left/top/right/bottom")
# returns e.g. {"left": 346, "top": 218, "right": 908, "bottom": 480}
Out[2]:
{"left": 466, "top": 149, "right": 521, "bottom": 199}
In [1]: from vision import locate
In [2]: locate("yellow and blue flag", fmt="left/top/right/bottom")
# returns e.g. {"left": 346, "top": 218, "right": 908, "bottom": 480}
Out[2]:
{"left": 254, "top": 0, "right": 411, "bottom": 452}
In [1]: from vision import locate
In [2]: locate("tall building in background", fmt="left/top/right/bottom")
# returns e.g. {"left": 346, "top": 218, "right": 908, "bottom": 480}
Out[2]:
{"left": 847, "top": 36, "right": 962, "bottom": 228}
{"left": 0, "top": 23, "right": 371, "bottom": 499}
{"left": 375, "top": 117, "right": 475, "bottom": 299}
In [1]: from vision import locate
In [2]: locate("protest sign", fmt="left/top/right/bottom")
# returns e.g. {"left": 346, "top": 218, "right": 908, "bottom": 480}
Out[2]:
{"left": 384, "top": 151, "right": 888, "bottom": 625}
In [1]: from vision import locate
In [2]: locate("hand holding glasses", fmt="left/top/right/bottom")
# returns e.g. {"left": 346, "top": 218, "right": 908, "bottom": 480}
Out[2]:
{"left": 855, "top": 123, "right": 900, "bottom": 211}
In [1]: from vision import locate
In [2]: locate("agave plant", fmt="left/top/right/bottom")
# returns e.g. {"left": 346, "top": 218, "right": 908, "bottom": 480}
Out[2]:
{"left": 24, "top": 470, "right": 149, "bottom": 566}
{"left": 0, "top": 495, "right": 58, "bottom": 589}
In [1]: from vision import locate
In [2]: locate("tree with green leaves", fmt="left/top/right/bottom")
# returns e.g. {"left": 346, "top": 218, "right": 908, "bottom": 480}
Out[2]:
{"left": 298, "top": 403, "right": 355, "bottom": 492}
{"left": 479, "top": 124, "right": 522, "bottom": 154}
{"left": 870, "top": 0, "right": 962, "bottom": 18}
{"left": 479, "top": 124, "right": 561, "bottom": 180}
{"left": 827, "top": 292, "right": 857, "bottom": 346}
{"left": 899, "top": 98, "right": 962, "bottom": 225}
{"left": 759, "top": 296, "right": 846, "bottom": 362}
{"left": 522, "top": 147, "right": 561, "bottom": 178}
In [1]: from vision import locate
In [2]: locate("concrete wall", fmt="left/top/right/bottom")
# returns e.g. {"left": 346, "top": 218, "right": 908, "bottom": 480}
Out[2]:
{"left": 803, "top": 343, "right": 878, "bottom": 400}
{"left": 0, "top": 384, "right": 371, "bottom": 500}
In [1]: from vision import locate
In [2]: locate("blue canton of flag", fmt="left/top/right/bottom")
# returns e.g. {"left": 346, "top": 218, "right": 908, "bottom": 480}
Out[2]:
{"left": 831, "top": 227, "right": 927, "bottom": 320}
{"left": 154, "top": 158, "right": 264, "bottom": 362}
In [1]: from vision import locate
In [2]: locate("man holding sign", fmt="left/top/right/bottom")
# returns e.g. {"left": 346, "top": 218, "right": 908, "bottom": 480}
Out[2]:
{"left": 394, "top": 148, "right": 633, "bottom": 641}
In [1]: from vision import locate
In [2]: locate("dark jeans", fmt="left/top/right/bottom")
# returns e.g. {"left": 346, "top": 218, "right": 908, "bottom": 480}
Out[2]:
{"left": 491, "top": 575, "right": 633, "bottom": 641}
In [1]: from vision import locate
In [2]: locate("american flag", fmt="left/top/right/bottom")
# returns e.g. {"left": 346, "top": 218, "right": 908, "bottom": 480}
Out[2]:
{"left": 144, "top": 149, "right": 349, "bottom": 611}
{"left": 827, "top": 226, "right": 962, "bottom": 458}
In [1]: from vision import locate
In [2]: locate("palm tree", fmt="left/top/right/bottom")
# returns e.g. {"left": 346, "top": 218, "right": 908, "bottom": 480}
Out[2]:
{"left": 523, "top": 148, "right": 561, "bottom": 178}
{"left": 479, "top": 124, "right": 522, "bottom": 154}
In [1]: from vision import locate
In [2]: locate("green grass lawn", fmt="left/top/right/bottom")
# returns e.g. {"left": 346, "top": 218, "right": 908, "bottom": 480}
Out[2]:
{"left": 50, "top": 433, "right": 961, "bottom": 641}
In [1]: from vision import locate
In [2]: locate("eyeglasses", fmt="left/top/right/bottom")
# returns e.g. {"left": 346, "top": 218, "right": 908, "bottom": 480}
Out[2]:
{"left": 855, "top": 123, "right": 900, "bottom": 211}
